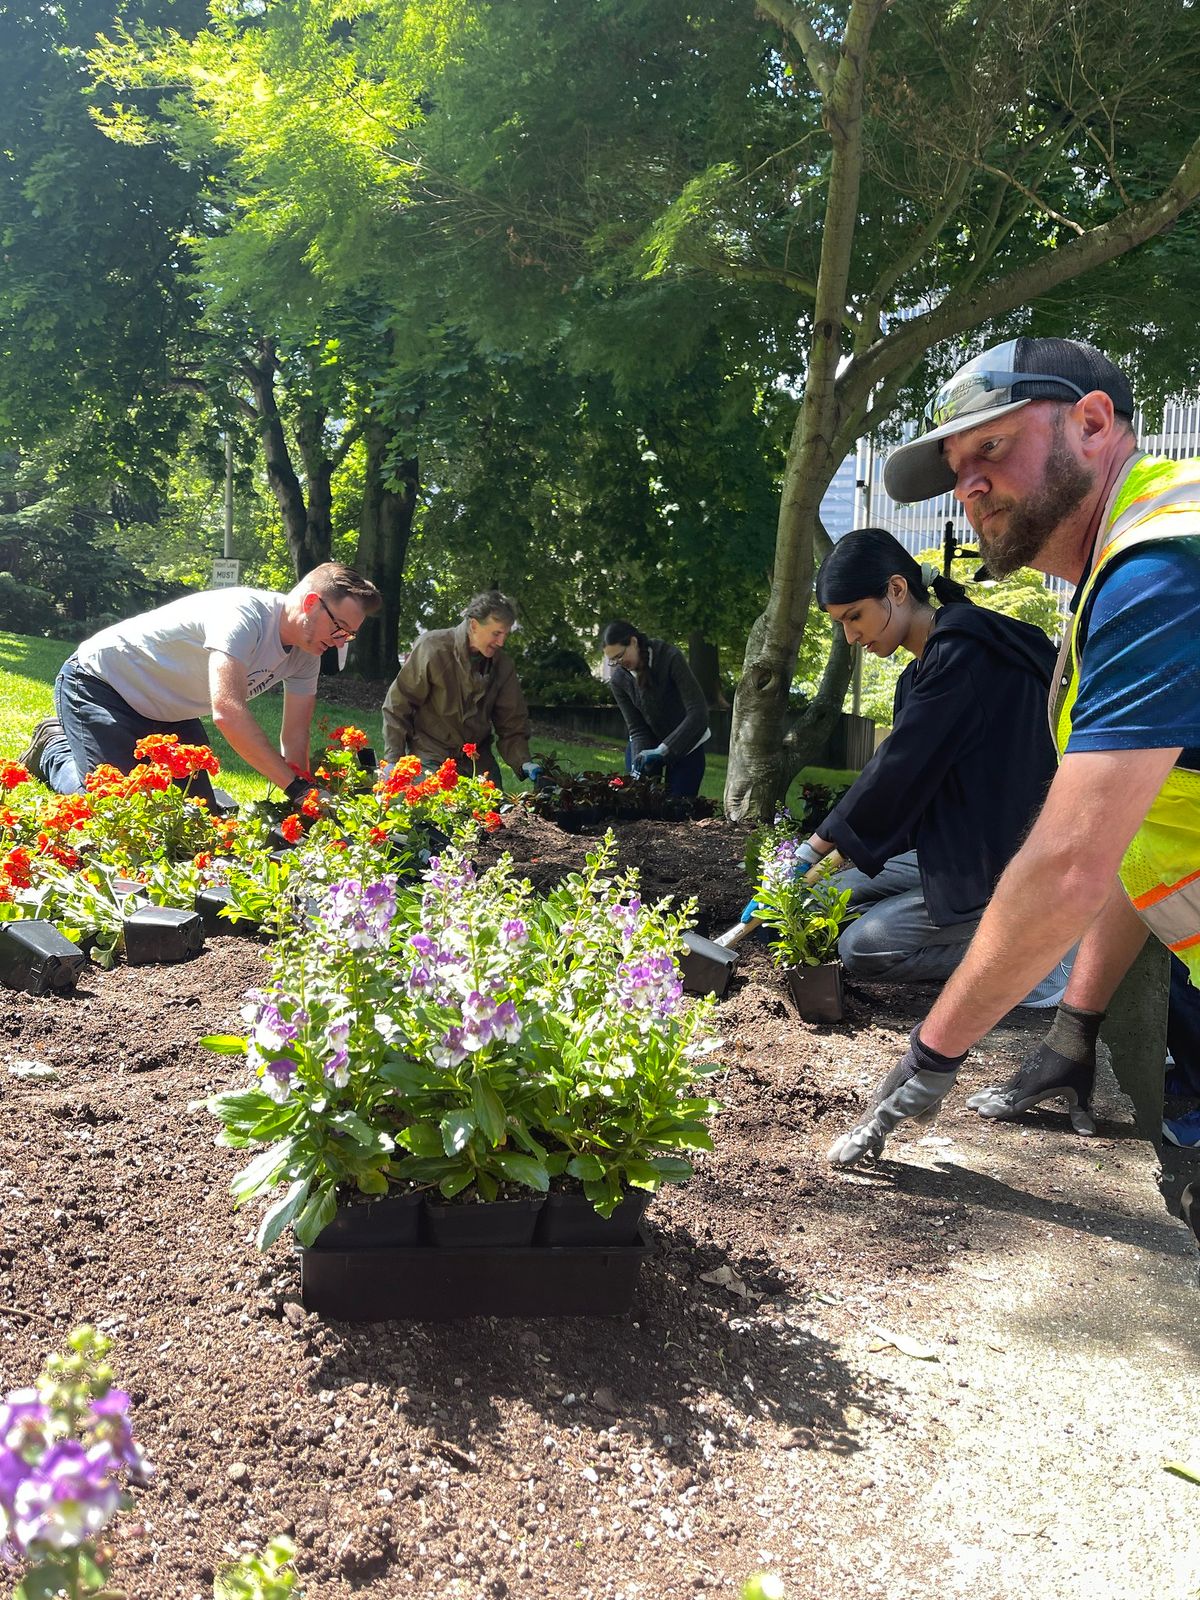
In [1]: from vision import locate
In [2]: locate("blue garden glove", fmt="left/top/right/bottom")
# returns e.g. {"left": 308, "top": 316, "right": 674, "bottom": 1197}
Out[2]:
{"left": 827, "top": 1028, "right": 967, "bottom": 1168}
{"left": 633, "top": 744, "right": 668, "bottom": 777}
{"left": 521, "top": 761, "right": 543, "bottom": 783}
{"left": 740, "top": 898, "right": 761, "bottom": 924}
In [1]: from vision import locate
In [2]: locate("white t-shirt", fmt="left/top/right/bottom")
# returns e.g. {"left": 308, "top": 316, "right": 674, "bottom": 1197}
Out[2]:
{"left": 75, "top": 588, "right": 320, "bottom": 721}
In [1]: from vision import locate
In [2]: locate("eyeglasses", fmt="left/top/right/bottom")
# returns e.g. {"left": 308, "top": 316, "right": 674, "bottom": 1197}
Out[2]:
{"left": 316, "top": 593, "right": 358, "bottom": 642}
{"left": 604, "top": 644, "right": 634, "bottom": 666}
{"left": 926, "top": 369, "right": 1086, "bottom": 430}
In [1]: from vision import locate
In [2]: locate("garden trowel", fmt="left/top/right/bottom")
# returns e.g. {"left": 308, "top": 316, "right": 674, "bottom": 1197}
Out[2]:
{"left": 679, "top": 853, "right": 843, "bottom": 999}
{"left": 711, "top": 849, "right": 845, "bottom": 952}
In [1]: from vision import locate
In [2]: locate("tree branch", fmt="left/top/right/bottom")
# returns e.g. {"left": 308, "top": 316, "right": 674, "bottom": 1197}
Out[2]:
{"left": 853, "top": 129, "right": 1200, "bottom": 401}
{"left": 754, "top": 0, "right": 838, "bottom": 99}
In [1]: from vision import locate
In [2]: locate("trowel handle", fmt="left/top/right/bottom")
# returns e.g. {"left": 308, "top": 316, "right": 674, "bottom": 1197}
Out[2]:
{"left": 715, "top": 918, "right": 758, "bottom": 950}
{"left": 802, "top": 848, "right": 843, "bottom": 883}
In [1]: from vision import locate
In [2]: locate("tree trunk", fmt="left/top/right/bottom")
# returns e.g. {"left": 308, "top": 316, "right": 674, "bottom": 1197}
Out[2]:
{"left": 725, "top": 0, "right": 885, "bottom": 821}
{"left": 241, "top": 338, "right": 328, "bottom": 579}
{"left": 351, "top": 422, "right": 418, "bottom": 679}
{"left": 294, "top": 403, "right": 335, "bottom": 575}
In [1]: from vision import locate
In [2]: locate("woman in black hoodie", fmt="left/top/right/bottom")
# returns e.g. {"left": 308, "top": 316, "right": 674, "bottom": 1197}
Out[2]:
{"left": 747, "top": 528, "right": 1066, "bottom": 997}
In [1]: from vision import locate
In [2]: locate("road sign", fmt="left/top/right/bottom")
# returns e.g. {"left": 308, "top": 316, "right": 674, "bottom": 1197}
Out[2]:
{"left": 211, "top": 558, "right": 242, "bottom": 588}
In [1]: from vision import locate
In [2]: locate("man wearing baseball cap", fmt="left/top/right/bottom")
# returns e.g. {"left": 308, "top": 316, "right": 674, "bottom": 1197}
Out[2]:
{"left": 828, "top": 335, "right": 1200, "bottom": 1168}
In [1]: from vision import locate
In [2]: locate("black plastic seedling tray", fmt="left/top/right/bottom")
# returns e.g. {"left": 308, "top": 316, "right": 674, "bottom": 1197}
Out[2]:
{"left": 298, "top": 1232, "right": 651, "bottom": 1321}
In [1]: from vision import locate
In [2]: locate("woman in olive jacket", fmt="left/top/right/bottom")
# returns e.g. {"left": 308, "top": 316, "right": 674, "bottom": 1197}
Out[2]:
{"left": 601, "top": 620, "right": 711, "bottom": 798}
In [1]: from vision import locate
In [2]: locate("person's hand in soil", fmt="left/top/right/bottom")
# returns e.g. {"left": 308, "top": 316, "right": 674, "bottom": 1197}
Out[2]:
{"left": 827, "top": 1028, "right": 966, "bottom": 1167}
{"left": 965, "top": 1001, "right": 1102, "bottom": 1134}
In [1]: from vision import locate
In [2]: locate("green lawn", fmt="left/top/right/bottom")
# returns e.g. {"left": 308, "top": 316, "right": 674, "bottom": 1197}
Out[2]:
{"left": 1, "top": 629, "right": 856, "bottom": 810}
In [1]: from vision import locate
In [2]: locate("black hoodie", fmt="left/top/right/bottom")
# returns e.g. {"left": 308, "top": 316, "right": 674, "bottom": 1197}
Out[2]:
{"left": 820, "top": 602, "right": 1057, "bottom": 926}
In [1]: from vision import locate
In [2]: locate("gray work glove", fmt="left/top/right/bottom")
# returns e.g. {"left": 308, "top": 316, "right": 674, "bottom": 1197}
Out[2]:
{"left": 965, "top": 1001, "right": 1102, "bottom": 1135}
{"left": 827, "top": 1028, "right": 966, "bottom": 1168}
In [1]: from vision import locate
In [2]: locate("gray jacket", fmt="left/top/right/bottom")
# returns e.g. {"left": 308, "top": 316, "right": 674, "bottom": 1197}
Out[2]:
{"left": 608, "top": 639, "right": 709, "bottom": 759}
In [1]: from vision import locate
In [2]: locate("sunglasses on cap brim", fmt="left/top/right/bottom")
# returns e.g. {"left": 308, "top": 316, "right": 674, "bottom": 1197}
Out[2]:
{"left": 926, "top": 369, "right": 1086, "bottom": 430}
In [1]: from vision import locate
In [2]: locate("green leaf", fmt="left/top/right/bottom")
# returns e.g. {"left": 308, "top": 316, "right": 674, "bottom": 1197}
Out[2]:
{"left": 201, "top": 1033, "right": 249, "bottom": 1055}
{"left": 441, "top": 1110, "right": 476, "bottom": 1156}
{"left": 439, "top": 1168, "right": 474, "bottom": 1198}
{"left": 471, "top": 1077, "right": 508, "bottom": 1146}
{"left": 1164, "top": 1460, "right": 1200, "bottom": 1485}
{"left": 257, "top": 1176, "right": 311, "bottom": 1251}
{"left": 567, "top": 1153, "right": 605, "bottom": 1182}
{"left": 331, "top": 1108, "right": 389, "bottom": 1150}
{"left": 396, "top": 1122, "right": 443, "bottom": 1158}
{"left": 649, "top": 1155, "right": 694, "bottom": 1184}
{"left": 293, "top": 1181, "right": 339, "bottom": 1247}
{"left": 230, "top": 1138, "right": 296, "bottom": 1207}
{"left": 494, "top": 1152, "right": 549, "bottom": 1192}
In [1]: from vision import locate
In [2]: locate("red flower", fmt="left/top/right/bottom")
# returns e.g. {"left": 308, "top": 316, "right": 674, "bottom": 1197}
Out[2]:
{"left": 368, "top": 825, "right": 388, "bottom": 845}
{"left": 2, "top": 847, "right": 33, "bottom": 889}
{"left": 194, "top": 852, "right": 213, "bottom": 869}
{"left": 280, "top": 814, "right": 304, "bottom": 844}
{"left": 462, "top": 742, "right": 478, "bottom": 760}
{"left": 609, "top": 777, "right": 625, "bottom": 788}
{"left": 436, "top": 758, "right": 458, "bottom": 792}
{"left": 332, "top": 725, "right": 369, "bottom": 752}
{"left": 299, "top": 788, "right": 323, "bottom": 820}
{"left": 483, "top": 810, "right": 502, "bottom": 832}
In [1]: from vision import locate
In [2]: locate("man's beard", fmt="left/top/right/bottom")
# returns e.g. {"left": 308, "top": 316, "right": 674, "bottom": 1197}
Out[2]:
{"left": 973, "top": 421, "right": 1094, "bottom": 577}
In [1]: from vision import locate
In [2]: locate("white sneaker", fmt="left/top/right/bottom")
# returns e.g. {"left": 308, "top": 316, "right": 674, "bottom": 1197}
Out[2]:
{"left": 1019, "top": 946, "right": 1078, "bottom": 1009}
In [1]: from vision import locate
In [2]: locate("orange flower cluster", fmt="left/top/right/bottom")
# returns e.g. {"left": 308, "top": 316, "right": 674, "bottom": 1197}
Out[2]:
{"left": 375, "top": 756, "right": 423, "bottom": 797}
{"left": 37, "top": 795, "right": 93, "bottom": 835}
{"left": 299, "top": 788, "right": 323, "bottom": 820}
{"left": 85, "top": 763, "right": 171, "bottom": 797}
{"left": 331, "top": 725, "right": 369, "bottom": 752}
{"left": 472, "top": 809, "right": 503, "bottom": 833}
{"left": 131, "top": 734, "right": 220, "bottom": 780}
{"left": 279, "top": 814, "right": 304, "bottom": 844}
{"left": 0, "top": 761, "right": 31, "bottom": 791}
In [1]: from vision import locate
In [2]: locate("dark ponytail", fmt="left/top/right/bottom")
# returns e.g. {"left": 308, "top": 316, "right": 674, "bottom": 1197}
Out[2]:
{"left": 815, "top": 527, "right": 971, "bottom": 609}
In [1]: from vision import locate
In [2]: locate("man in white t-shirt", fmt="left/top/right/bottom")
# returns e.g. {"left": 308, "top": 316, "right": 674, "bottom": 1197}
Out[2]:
{"left": 22, "top": 562, "right": 381, "bottom": 805}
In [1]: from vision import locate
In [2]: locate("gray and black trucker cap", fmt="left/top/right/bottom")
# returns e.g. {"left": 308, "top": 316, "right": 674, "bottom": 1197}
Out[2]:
{"left": 882, "top": 336, "right": 1135, "bottom": 504}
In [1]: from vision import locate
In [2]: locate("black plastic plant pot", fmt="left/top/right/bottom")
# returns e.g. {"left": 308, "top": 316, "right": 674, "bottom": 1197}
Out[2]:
{"left": 298, "top": 1235, "right": 650, "bottom": 1320}
{"left": 356, "top": 746, "right": 378, "bottom": 771}
{"left": 536, "top": 1189, "right": 651, "bottom": 1248}
{"left": 680, "top": 930, "right": 739, "bottom": 997}
{"left": 122, "top": 905, "right": 206, "bottom": 966}
{"left": 194, "top": 886, "right": 259, "bottom": 937}
{"left": 209, "top": 786, "right": 239, "bottom": 816}
{"left": 786, "top": 960, "right": 844, "bottom": 1024}
{"left": 111, "top": 878, "right": 149, "bottom": 901}
{"left": 309, "top": 1190, "right": 422, "bottom": 1250}
{"left": 423, "top": 1195, "right": 544, "bottom": 1249}
{"left": 267, "top": 826, "right": 300, "bottom": 852}
{"left": 0, "top": 921, "right": 86, "bottom": 997}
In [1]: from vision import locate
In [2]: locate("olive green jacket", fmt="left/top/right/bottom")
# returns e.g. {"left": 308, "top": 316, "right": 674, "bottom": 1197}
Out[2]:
{"left": 382, "top": 622, "right": 532, "bottom": 776}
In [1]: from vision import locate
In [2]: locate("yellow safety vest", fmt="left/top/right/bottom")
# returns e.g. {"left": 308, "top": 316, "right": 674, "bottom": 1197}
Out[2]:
{"left": 1051, "top": 453, "right": 1200, "bottom": 982}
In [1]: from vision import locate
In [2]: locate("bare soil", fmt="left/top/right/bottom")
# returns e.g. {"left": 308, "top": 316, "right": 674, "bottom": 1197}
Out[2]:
{"left": 1, "top": 808, "right": 1196, "bottom": 1600}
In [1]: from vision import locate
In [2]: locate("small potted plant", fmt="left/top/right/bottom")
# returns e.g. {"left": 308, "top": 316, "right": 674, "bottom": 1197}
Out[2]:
{"left": 752, "top": 842, "right": 857, "bottom": 1023}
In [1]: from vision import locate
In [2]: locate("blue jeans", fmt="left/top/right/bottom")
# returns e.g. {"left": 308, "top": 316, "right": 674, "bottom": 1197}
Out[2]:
{"left": 46, "top": 654, "right": 217, "bottom": 805}
{"left": 624, "top": 740, "right": 706, "bottom": 798}
{"left": 833, "top": 850, "right": 979, "bottom": 984}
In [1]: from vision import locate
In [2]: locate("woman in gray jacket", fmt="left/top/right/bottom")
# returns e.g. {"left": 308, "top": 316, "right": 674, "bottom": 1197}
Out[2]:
{"left": 601, "top": 620, "right": 710, "bottom": 797}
